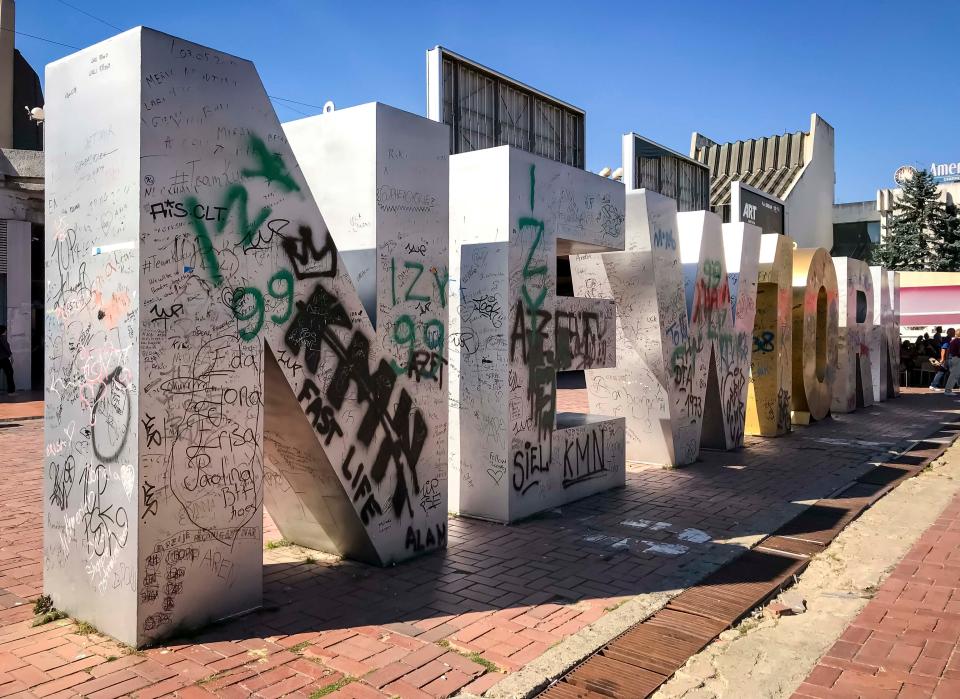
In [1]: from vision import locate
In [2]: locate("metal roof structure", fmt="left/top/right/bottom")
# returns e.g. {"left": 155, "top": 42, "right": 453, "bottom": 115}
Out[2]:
{"left": 691, "top": 129, "right": 806, "bottom": 209}
{"left": 426, "top": 46, "right": 586, "bottom": 168}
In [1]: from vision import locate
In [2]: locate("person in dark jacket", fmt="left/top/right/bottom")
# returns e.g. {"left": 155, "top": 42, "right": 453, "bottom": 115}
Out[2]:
{"left": 931, "top": 329, "right": 954, "bottom": 390}
{"left": 0, "top": 326, "right": 15, "bottom": 393}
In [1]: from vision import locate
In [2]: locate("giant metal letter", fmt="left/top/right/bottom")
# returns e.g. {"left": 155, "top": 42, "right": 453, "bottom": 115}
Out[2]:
{"left": 571, "top": 191, "right": 756, "bottom": 466}
{"left": 277, "top": 104, "right": 449, "bottom": 557}
{"left": 889, "top": 271, "right": 901, "bottom": 396}
{"left": 570, "top": 190, "right": 683, "bottom": 465}
{"left": 704, "top": 221, "right": 760, "bottom": 450}
{"left": 791, "top": 248, "right": 839, "bottom": 423}
{"left": 832, "top": 257, "right": 874, "bottom": 412}
{"left": 448, "top": 146, "right": 625, "bottom": 522}
{"left": 869, "top": 266, "right": 900, "bottom": 401}
{"left": 44, "top": 28, "right": 447, "bottom": 647}
{"left": 745, "top": 234, "right": 794, "bottom": 436}
{"left": 677, "top": 212, "right": 758, "bottom": 452}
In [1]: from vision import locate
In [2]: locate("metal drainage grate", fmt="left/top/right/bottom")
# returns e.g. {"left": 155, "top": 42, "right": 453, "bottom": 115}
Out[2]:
{"left": 540, "top": 682, "right": 610, "bottom": 698}
{"left": 858, "top": 464, "right": 914, "bottom": 486}
{"left": 772, "top": 504, "right": 858, "bottom": 545}
{"left": 755, "top": 535, "right": 823, "bottom": 558}
{"left": 833, "top": 481, "right": 887, "bottom": 500}
{"left": 564, "top": 655, "right": 666, "bottom": 698}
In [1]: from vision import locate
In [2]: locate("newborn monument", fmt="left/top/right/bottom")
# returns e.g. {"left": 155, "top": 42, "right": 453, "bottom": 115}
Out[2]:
{"left": 42, "top": 26, "right": 902, "bottom": 650}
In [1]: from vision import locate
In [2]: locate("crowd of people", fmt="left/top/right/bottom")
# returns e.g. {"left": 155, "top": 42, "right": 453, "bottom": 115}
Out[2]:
{"left": 901, "top": 326, "right": 960, "bottom": 393}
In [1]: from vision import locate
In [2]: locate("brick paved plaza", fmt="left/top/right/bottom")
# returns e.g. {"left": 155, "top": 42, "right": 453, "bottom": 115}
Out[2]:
{"left": 796, "top": 487, "right": 960, "bottom": 698}
{"left": 1, "top": 389, "right": 958, "bottom": 698}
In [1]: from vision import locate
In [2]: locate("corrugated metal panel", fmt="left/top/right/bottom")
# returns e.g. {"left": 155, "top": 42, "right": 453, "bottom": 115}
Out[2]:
{"left": 742, "top": 141, "right": 753, "bottom": 174}
{"left": 708, "top": 144, "right": 720, "bottom": 175}
{"left": 660, "top": 157, "right": 677, "bottom": 201}
{"left": 764, "top": 137, "right": 777, "bottom": 171}
{"left": 637, "top": 156, "right": 658, "bottom": 191}
{"left": 498, "top": 83, "right": 531, "bottom": 150}
{"left": 442, "top": 59, "right": 456, "bottom": 155}
{"left": 456, "top": 62, "right": 496, "bottom": 153}
{"left": 534, "top": 98, "right": 562, "bottom": 162}
{"left": 775, "top": 134, "right": 789, "bottom": 169}
{"left": 791, "top": 132, "right": 804, "bottom": 164}
{"left": 751, "top": 137, "right": 764, "bottom": 173}
{"left": 437, "top": 51, "right": 585, "bottom": 168}
{"left": 562, "top": 112, "right": 583, "bottom": 168}
{"left": 718, "top": 143, "right": 730, "bottom": 178}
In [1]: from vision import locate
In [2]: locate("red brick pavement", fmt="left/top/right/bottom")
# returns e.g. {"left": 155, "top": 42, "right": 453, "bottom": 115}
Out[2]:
{"left": 0, "top": 389, "right": 956, "bottom": 698}
{"left": 0, "top": 392, "right": 43, "bottom": 423}
{"left": 795, "top": 487, "right": 960, "bottom": 699}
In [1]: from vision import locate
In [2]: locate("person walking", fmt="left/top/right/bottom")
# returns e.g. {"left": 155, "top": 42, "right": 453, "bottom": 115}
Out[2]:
{"left": 944, "top": 329, "right": 960, "bottom": 394}
{"left": 931, "top": 329, "right": 955, "bottom": 390}
{"left": 0, "top": 326, "right": 14, "bottom": 394}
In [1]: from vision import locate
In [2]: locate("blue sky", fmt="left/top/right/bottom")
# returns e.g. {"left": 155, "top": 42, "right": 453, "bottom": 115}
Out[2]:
{"left": 13, "top": 0, "right": 960, "bottom": 202}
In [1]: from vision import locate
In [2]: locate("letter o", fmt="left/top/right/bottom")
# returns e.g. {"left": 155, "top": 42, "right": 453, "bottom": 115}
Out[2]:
{"left": 791, "top": 247, "right": 838, "bottom": 421}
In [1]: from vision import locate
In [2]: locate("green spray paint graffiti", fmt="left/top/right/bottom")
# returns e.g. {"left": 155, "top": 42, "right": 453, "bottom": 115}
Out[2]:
{"left": 231, "top": 268, "right": 295, "bottom": 342}
{"left": 509, "top": 163, "right": 556, "bottom": 449}
{"left": 184, "top": 135, "right": 299, "bottom": 285}
{"left": 390, "top": 259, "right": 449, "bottom": 308}
{"left": 389, "top": 314, "right": 446, "bottom": 383}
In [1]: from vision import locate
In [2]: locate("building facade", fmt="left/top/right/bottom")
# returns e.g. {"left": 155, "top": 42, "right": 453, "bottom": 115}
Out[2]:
{"left": 832, "top": 199, "right": 881, "bottom": 260}
{"left": 621, "top": 132, "right": 710, "bottom": 212}
{"left": 0, "top": 0, "right": 44, "bottom": 390}
{"left": 690, "top": 113, "right": 836, "bottom": 249}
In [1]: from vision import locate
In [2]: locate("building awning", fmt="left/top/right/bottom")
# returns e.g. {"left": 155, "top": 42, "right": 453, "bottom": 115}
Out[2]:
{"left": 900, "top": 285, "right": 960, "bottom": 329}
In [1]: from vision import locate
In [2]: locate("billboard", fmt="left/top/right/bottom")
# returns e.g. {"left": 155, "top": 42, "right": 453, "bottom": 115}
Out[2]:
{"left": 426, "top": 46, "right": 585, "bottom": 168}
{"left": 622, "top": 133, "right": 710, "bottom": 212}
{"left": 731, "top": 181, "right": 785, "bottom": 235}
{"left": 894, "top": 162, "right": 960, "bottom": 186}
{"left": 930, "top": 161, "right": 960, "bottom": 184}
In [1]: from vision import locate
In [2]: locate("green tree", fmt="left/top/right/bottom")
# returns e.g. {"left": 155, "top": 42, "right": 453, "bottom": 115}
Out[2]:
{"left": 932, "top": 202, "right": 960, "bottom": 271}
{"left": 871, "top": 169, "right": 945, "bottom": 270}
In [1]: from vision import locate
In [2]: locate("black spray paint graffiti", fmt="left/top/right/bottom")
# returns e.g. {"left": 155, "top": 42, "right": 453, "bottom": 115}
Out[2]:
{"left": 561, "top": 427, "right": 607, "bottom": 489}
{"left": 169, "top": 128, "right": 435, "bottom": 540}
{"left": 297, "top": 379, "right": 345, "bottom": 446}
{"left": 510, "top": 246, "right": 556, "bottom": 436}
{"left": 555, "top": 309, "right": 608, "bottom": 371}
{"left": 777, "top": 388, "right": 792, "bottom": 433}
{"left": 91, "top": 366, "right": 132, "bottom": 463}
{"left": 142, "top": 413, "right": 162, "bottom": 448}
{"left": 721, "top": 367, "right": 747, "bottom": 447}
{"left": 80, "top": 464, "right": 129, "bottom": 558}
{"left": 469, "top": 294, "right": 503, "bottom": 329}
{"left": 148, "top": 303, "right": 183, "bottom": 332}
{"left": 404, "top": 523, "right": 447, "bottom": 552}
{"left": 142, "top": 480, "right": 158, "bottom": 519}
{"left": 49, "top": 455, "right": 75, "bottom": 511}
{"left": 281, "top": 224, "right": 338, "bottom": 280}
{"left": 419, "top": 478, "right": 442, "bottom": 513}
{"left": 512, "top": 439, "right": 548, "bottom": 495}
{"left": 284, "top": 283, "right": 427, "bottom": 521}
